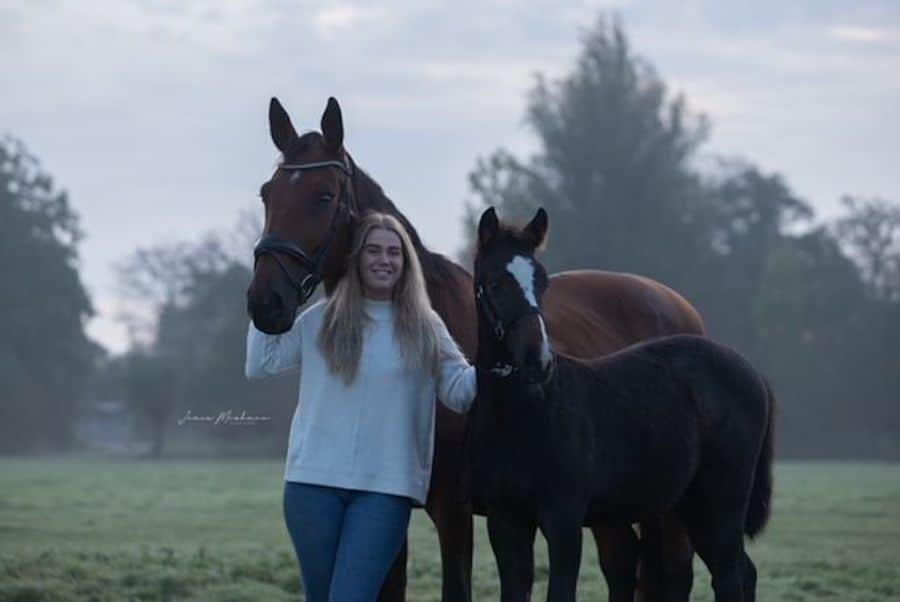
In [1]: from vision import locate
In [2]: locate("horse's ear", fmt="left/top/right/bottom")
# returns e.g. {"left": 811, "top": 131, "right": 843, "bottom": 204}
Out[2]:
{"left": 478, "top": 207, "right": 500, "bottom": 248}
{"left": 321, "top": 97, "right": 344, "bottom": 152}
{"left": 269, "top": 97, "right": 297, "bottom": 154}
{"left": 524, "top": 208, "right": 549, "bottom": 249}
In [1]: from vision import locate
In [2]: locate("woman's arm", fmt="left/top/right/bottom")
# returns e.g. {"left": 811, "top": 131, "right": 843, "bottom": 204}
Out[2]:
{"left": 433, "top": 316, "right": 476, "bottom": 414}
{"left": 245, "top": 317, "right": 303, "bottom": 379}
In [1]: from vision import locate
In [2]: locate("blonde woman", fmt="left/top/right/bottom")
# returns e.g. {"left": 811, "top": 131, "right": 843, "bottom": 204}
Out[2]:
{"left": 245, "top": 212, "right": 476, "bottom": 601}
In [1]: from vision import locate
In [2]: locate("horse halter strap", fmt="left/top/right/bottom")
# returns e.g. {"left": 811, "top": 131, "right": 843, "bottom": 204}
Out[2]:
{"left": 253, "top": 157, "right": 354, "bottom": 304}
{"left": 475, "top": 282, "right": 543, "bottom": 378}
{"left": 475, "top": 283, "right": 541, "bottom": 341}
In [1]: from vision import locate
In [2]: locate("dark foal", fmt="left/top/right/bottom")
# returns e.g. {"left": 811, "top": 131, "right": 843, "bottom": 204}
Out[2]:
{"left": 469, "top": 207, "right": 775, "bottom": 602}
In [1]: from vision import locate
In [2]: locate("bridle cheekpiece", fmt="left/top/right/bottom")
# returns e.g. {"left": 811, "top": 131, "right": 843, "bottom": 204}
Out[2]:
{"left": 253, "top": 156, "right": 354, "bottom": 304}
{"left": 475, "top": 281, "right": 542, "bottom": 379}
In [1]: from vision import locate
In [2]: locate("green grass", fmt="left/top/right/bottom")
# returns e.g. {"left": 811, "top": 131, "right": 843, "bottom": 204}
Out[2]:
{"left": 1, "top": 459, "right": 898, "bottom": 600}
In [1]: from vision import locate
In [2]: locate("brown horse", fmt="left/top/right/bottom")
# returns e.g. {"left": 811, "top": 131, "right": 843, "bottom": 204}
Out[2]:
{"left": 246, "top": 97, "right": 706, "bottom": 601}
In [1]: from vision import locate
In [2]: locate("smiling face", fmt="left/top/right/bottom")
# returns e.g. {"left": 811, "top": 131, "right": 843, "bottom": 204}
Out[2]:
{"left": 359, "top": 227, "right": 404, "bottom": 300}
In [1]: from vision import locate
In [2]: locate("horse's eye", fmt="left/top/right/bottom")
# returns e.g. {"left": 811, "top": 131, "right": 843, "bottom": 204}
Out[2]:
{"left": 488, "top": 280, "right": 501, "bottom": 291}
{"left": 319, "top": 193, "right": 334, "bottom": 204}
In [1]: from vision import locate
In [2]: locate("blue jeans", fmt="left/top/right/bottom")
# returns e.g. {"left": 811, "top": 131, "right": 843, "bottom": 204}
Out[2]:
{"left": 282, "top": 481, "right": 412, "bottom": 602}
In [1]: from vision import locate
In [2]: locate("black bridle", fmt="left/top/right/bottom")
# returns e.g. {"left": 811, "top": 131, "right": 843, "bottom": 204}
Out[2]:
{"left": 475, "top": 283, "right": 541, "bottom": 341}
{"left": 475, "top": 281, "right": 545, "bottom": 379}
{"left": 253, "top": 158, "right": 354, "bottom": 304}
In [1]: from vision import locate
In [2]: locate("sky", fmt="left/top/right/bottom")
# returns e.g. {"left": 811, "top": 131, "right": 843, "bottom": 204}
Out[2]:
{"left": 3, "top": 0, "right": 899, "bottom": 354}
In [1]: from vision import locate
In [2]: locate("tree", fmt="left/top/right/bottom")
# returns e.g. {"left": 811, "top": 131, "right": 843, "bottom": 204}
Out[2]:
{"left": 833, "top": 196, "right": 900, "bottom": 302}
{"left": 122, "top": 351, "right": 176, "bottom": 458}
{"left": 700, "top": 161, "right": 814, "bottom": 354}
{"left": 457, "top": 15, "right": 900, "bottom": 459}
{"left": 112, "top": 214, "right": 290, "bottom": 457}
{"left": 751, "top": 229, "right": 870, "bottom": 455}
{"left": 461, "top": 16, "right": 711, "bottom": 297}
{"left": 0, "top": 135, "right": 99, "bottom": 453}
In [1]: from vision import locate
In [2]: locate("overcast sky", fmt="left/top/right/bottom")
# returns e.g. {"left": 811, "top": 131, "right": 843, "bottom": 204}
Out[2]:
{"left": 3, "top": 0, "right": 899, "bottom": 354}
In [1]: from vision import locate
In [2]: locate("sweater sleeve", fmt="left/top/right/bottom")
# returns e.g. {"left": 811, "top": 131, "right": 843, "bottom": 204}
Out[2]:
{"left": 245, "top": 317, "right": 303, "bottom": 380}
{"left": 433, "top": 314, "right": 476, "bottom": 414}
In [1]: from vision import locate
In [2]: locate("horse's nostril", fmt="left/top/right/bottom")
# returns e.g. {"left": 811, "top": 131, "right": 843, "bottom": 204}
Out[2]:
{"left": 268, "top": 294, "right": 284, "bottom": 313}
{"left": 248, "top": 293, "right": 286, "bottom": 325}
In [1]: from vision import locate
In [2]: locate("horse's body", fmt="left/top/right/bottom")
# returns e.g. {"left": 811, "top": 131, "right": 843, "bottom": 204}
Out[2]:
{"left": 247, "top": 98, "right": 705, "bottom": 601}
{"left": 470, "top": 208, "right": 774, "bottom": 602}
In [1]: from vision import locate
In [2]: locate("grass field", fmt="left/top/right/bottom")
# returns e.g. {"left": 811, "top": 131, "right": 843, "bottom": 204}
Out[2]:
{"left": 1, "top": 459, "right": 898, "bottom": 601}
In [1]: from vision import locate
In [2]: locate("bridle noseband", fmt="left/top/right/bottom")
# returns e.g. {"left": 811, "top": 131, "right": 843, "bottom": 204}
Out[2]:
{"left": 475, "top": 282, "right": 544, "bottom": 379}
{"left": 253, "top": 158, "right": 354, "bottom": 304}
{"left": 475, "top": 284, "right": 540, "bottom": 341}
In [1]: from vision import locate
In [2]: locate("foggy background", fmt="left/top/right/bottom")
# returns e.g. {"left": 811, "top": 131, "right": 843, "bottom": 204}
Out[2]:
{"left": 3, "top": 1, "right": 899, "bottom": 460}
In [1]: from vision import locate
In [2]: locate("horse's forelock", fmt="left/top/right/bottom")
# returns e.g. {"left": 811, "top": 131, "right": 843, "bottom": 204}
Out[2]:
{"left": 283, "top": 131, "right": 323, "bottom": 161}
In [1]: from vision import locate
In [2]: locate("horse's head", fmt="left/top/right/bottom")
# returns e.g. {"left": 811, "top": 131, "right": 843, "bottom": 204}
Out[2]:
{"left": 474, "top": 207, "right": 554, "bottom": 385}
{"left": 247, "top": 97, "right": 357, "bottom": 334}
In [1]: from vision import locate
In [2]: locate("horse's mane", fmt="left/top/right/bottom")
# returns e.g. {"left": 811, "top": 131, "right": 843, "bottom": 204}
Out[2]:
{"left": 281, "top": 133, "right": 469, "bottom": 304}
{"left": 348, "top": 155, "right": 470, "bottom": 305}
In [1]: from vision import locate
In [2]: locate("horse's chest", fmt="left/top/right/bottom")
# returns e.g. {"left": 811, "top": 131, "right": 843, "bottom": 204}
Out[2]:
{"left": 478, "top": 417, "right": 590, "bottom": 509}
{"left": 484, "top": 444, "right": 541, "bottom": 510}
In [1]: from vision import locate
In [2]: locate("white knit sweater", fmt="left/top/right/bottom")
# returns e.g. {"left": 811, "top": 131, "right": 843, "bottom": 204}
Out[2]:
{"left": 245, "top": 299, "right": 476, "bottom": 504}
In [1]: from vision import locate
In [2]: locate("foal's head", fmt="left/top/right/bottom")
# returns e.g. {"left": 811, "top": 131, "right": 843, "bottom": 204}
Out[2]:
{"left": 474, "top": 207, "right": 553, "bottom": 385}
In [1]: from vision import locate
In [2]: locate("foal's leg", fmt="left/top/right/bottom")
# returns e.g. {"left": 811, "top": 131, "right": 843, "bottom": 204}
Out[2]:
{"left": 684, "top": 514, "right": 746, "bottom": 602}
{"left": 741, "top": 551, "right": 757, "bottom": 602}
{"left": 538, "top": 512, "right": 584, "bottom": 602}
{"left": 487, "top": 513, "right": 537, "bottom": 602}
{"left": 591, "top": 524, "right": 639, "bottom": 602}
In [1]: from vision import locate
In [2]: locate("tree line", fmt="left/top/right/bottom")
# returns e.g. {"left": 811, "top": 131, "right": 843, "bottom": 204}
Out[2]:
{"left": 2, "top": 17, "right": 897, "bottom": 458}
{"left": 460, "top": 19, "right": 900, "bottom": 458}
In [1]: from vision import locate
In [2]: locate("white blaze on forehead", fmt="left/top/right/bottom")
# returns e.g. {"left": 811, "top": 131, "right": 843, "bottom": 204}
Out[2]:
{"left": 506, "top": 255, "right": 553, "bottom": 368}
{"left": 506, "top": 255, "right": 538, "bottom": 307}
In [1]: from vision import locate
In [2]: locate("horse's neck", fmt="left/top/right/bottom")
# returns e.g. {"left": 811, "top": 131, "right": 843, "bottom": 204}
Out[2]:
{"left": 353, "top": 167, "right": 424, "bottom": 249}
{"left": 354, "top": 162, "right": 472, "bottom": 309}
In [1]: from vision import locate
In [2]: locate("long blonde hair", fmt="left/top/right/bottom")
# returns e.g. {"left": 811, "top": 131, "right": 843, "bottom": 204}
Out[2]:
{"left": 318, "top": 212, "right": 441, "bottom": 384}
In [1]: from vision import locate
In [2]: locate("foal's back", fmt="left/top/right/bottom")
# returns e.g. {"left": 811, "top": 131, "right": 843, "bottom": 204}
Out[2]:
{"left": 555, "top": 334, "right": 770, "bottom": 522}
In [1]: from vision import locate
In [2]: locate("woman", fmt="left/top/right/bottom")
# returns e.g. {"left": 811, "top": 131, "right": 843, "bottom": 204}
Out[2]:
{"left": 245, "top": 212, "right": 476, "bottom": 601}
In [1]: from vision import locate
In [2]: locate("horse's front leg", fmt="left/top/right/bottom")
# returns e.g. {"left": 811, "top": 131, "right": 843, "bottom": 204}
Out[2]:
{"left": 378, "top": 540, "right": 408, "bottom": 602}
{"left": 426, "top": 406, "right": 474, "bottom": 602}
{"left": 487, "top": 511, "right": 537, "bottom": 602}
{"left": 538, "top": 509, "right": 584, "bottom": 602}
{"left": 427, "top": 496, "right": 474, "bottom": 602}
{"left": 637, "top": 514, "right": 693, "bottom": 602}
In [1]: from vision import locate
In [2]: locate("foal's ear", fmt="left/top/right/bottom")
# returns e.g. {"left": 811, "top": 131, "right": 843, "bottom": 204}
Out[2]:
{"left": 524, "top": 208, "right": 549, "bottom": 249}
{"left": 269, "top": 97, "right": 298, "bottom": 155}
{"left": 321, "top": 97, "right": 344, "bottom": 153}
{"left": 478, "top": 207, "right": 500, "bottom": 248}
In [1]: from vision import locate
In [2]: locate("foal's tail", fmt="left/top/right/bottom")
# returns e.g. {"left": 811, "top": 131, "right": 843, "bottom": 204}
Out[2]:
{"left": 745, "top": 377, "right": 776, "bottom": 538}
